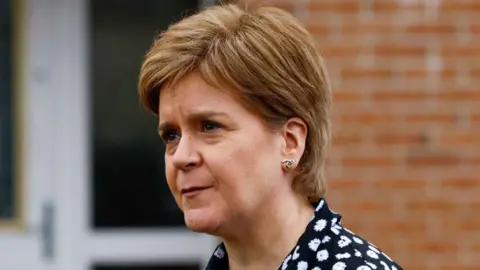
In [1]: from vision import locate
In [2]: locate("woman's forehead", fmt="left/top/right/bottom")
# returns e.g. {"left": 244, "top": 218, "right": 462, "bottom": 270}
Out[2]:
{"left": 159, "top": 74, "right": 240, "bottom": 112}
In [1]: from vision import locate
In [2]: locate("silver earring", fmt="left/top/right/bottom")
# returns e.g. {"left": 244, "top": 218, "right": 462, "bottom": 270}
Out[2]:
{"left": 282, "top": 159, "right": 296, "bottom": 170}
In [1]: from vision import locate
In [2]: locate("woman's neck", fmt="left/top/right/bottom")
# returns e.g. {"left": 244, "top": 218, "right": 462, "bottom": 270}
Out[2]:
{"left": 221, "top": 192, "right": 314, "bottom": 270}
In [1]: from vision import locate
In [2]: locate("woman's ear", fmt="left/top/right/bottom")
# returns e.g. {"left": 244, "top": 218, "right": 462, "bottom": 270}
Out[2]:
{"left": 281, "top": 117, "right": 308, "bottom": 161}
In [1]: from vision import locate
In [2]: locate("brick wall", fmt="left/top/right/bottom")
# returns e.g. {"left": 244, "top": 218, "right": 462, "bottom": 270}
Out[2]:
{"left": 241, "top": 0, "right": 480, "bottom": 269}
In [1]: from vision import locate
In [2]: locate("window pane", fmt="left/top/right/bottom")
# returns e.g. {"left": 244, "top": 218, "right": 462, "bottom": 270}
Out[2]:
{"left": 90, "top": 0, "right": 198, "bottom": 228}
{"left": 0, "top": 0, "right": 15, "bottom": 219}
{"left": 93, "top": 262, "right": 201, "bottom": 270}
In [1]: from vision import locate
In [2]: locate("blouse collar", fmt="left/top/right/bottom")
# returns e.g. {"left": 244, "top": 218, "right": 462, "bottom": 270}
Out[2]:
{"left": 205, "top": 197, "right": 340, "bottom": 270}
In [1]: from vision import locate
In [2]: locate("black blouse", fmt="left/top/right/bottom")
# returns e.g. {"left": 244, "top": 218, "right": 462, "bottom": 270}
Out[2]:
{"left": 205, "top": 198, "right": 403, "bottom": 270}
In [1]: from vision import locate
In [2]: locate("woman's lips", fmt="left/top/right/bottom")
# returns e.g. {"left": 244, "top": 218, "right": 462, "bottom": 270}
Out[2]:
{"left": 181, "top": 186, "right": 212, "bottom": 197}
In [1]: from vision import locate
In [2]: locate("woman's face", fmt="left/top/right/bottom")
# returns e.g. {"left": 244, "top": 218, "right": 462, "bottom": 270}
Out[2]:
{"left": 158, "top": 72, "right": 292, "bottom": 235}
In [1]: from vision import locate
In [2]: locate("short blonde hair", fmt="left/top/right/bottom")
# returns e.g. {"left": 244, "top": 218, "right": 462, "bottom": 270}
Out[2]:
{"left": 138, "top": 3, "right": 331, "bottom": 201}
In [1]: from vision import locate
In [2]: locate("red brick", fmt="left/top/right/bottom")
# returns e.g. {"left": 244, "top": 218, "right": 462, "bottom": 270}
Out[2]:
{"left": 472, "top": 114, "right": 480, "bottom": 122}
{"left": 332, "top": 90, "right": 366, "bottom": 102}
{"left": 441, "top": 44, "right": 480, "bottom": 57}
{"left": 371, "top": 90, "right": 431, "bottom": 101}
{"left": 341, "top": 68, "right": 393, "bottom": 79}
{"left": 305, "top": 24, "right": 329, "bottom": 35}
{"left": 397, "top": 263, "right": 428, "bottom": 270}
{"left": 467, "top": 201, "right": 480, "bottom": 213}
{"left": 342, "top": 156, "right": 397, "bottom": 166}
{"left": 471, "top": 68, "right": 480, "bottom": 76}
{"left": 441, "top": 267, "right": 480, "bottom": 270}
{"left": 437, "top": 89, "right": 480, "bottom": 100}
{"left": 308, "top": 1, "right": 360, "bottom": 12}
{"left": 440, "top": 2, "right": 480, "bottom": 12}
{"left": 328, "top": 179, "right": 363, "bottom": 190}
{"left": 406, "top": 22, "right": 457, "bottom": 35}
{"left": 341, "top": 200, "right": 393, "bottom": 212}
{"left": 319, "top": 45, "right": 362, "bottom": 58}
{"left": 440, "top": 132, "right": 480, "bottom": 145}
{"left": 239, "top": 0, "right": 295, "bottom": 8}
{"left": 440, "top": 217, "right": 480, "bottom": 233}
{"left": 402, "top": 68, "right": 456, "bottom": 79}
{"left": 440, "top": 178, "right": 480, "bottom": 190}
{"left": 273, "top": 3, "right": 295, "bottom": 12}
{"left": 375, "top": 44, "right": 427, "bottom": 57}
{"left": 458, "top": 220, "right": 480, "bottom": 232}
{"left": 332, "top": 133, "right": 362, "bottom": 146}
{"left": 404, "top": 113, "right": 457, "bottom": 124}
{"left": 406, "top": 152, "right": 461, "bottom": 166}
{"left": 341, "top": 22, "right": 397, "bottom": 35}
{"left": 408, "top": 240, "right": 458, "bottom": 253}
{"left": 466, "top": 156, "right": 480, "bottom": 165}
{"left": 471, "top": 24, "right": 480, "bottom": 34}
{"left": 377, "top": 219, "right": 426, "bottom": 234}
{"left": 339, "top": 113, "right": 397, "bottom": 124}
{"left": 406, "top": 198, "right": 458, "bottom": 211}
{"left": 373, "top": 132, "right": 426, "bottom": 145}
{"left": 371, "top": 1, "right": 425, "bottom": 12}
{"left": 372, "top": 179, "right": 427, "bottom": 190}
{"left": 343, "top": 118, "right": 457, "bottom": 132}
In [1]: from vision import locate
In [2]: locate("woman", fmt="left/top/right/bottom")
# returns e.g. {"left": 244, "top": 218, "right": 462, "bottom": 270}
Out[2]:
{"left": 138, "top": 3, "right": 402, "bottom": 270}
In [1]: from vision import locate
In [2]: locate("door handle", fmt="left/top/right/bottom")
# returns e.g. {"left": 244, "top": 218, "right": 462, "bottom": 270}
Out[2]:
{"left": 41, "top": 200, "right": 55, "bottom": 261}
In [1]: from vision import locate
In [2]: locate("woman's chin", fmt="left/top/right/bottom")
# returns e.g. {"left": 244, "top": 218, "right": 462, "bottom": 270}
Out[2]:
{"left": 184, "top": 208, "right": 221, "bottom": 234}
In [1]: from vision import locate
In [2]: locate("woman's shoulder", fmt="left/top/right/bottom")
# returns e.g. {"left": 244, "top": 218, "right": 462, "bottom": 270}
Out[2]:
{"left": 205, "top": 198, "right": 403, "bottom": 270}
{"left": 318, "top": 225, "right": 402, "bottom": 269}
{"left": 281, "top": 199, "right": 403, "bottom": 270}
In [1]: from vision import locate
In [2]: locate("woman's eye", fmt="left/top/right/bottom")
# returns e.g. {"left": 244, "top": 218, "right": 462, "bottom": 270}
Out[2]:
{"left": 201, "top": 121, "right": 221, "bottom": 132}
{"left": 161, "top": 130, "right": 180, "bottom": 143}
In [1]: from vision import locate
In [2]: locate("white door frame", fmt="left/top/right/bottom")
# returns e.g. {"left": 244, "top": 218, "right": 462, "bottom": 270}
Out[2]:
{"left": 0, "top": 0, "right": 61, "bottom": 269}
{"left": 52, "top": 0, "right": 218, "bottom": 270}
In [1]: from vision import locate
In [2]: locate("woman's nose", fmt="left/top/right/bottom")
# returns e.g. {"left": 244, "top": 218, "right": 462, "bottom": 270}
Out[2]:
{"left": 171, "top": 135, "right": 201, "bottom": 171}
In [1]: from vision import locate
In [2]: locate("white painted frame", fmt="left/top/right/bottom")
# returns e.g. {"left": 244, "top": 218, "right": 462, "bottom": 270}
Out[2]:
{"left": 0, "top": 0, "right": 58, "bottom": 269}
{"left": 51, "top": 0, "right": 219, "bottom": 270}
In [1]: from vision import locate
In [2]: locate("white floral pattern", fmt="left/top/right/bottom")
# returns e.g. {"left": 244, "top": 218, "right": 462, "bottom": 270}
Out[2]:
{"left": 369, "top": 245, "right": 381, "bottom": 254}
{"left": 367, "top": 250, "right": 379, "bottom": 259}
{"left": 282, "top": 254, "right": 292, "bottom": 270}
{"left": 322, "top": 235, "right": 331, "bottom": 243}
{"left": 205, "top": 198, "right": 403, "bottom": 270}
{"left": 335, "top": 252, "right": 352, "bottom": 260}
{"left": 314, "top": 219, "right": 327, "bottom": 232}
{"left": 353, "top": 236, "right": 364, "bottom": 244}
{"left": 308, "top": 238, "right": 321, "bottom": 251}
{"left": 315, "top": 200, "right": 325, "bottom": 212}
{"left": 316, "top": 249, "right": 329, "bottom": 262}
{"left": 297, "top": 261, "right": 308, "bottom": 270}
{"left": 355, "top": 249, "right": 363, "bottom": 257}
{"left": 365, "top": 261, "right": 378, "bottom": 269}
{"left": 380, "top": 261, "right": 391, "bottom": 270}
{"left": 333, "top": 261, "right": 347, "bottom": 270}
{"left": 213, "top": 247, "right": 224, "bottom": 259}
{"left": 338, "top": 235, "right": 352, "bottom": 248}
{"left": 292, "top": 245, "right": 300, "bottom": 260}
{"left": 331, "top": 224, "right": 342, "bottom": 235}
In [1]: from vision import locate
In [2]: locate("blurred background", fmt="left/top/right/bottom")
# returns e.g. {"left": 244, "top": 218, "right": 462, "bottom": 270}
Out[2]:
{"left": 0, "top": 0, "right": 478, "bottom": 269}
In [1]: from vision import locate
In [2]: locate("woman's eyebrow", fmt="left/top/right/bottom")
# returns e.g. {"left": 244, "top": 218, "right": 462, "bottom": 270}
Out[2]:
{"left": 158, "top": 111, "right": 230, "bottom": 133}
{"left": 187, "top": 110, "right": 230, "bottom": 120}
